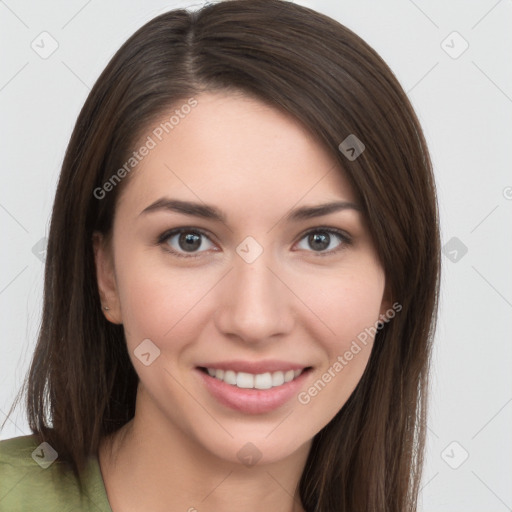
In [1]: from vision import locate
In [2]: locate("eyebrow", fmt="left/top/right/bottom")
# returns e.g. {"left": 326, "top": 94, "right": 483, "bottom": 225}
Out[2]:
{"left": 138, "top": 198, "right": 362, "bottom": 223}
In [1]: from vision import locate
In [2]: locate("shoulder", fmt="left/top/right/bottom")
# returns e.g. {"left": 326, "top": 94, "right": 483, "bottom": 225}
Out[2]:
{"left": 0, "top": 434, "right": 111, "bottom": 511}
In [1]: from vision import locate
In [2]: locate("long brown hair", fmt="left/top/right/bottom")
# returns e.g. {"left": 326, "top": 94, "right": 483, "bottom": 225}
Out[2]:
{"left": 2, "top": 1, "right": 441, "bottom": 510}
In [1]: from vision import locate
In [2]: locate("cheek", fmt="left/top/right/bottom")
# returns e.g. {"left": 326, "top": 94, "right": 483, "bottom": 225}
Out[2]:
{"left": 294, "top": 260, "right": 384, "bottom": 415}
{"left": 299, "top": 259, "right": 385, "bottom": 350}
{"left": 114, "top": 247, "right": 217, "bottom": 356}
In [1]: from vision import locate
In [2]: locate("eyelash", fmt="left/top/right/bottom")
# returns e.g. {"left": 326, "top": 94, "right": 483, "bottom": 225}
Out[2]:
{"left": 156, "top": 226, "right": 352, "bottom": 259}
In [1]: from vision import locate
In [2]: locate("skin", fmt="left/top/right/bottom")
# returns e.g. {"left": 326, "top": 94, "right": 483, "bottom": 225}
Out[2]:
{"left": 94, "top": 91, "right": 390, "bottom": 512}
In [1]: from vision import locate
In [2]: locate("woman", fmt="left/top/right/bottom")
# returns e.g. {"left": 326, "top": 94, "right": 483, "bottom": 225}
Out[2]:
{"left": 0, "top": 0, "right": 440, "bottom": 510}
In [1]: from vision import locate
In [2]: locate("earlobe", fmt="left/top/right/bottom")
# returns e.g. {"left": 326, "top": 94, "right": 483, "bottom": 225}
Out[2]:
{"left": 92, "top": 231, "right": 123, "bottom": 325}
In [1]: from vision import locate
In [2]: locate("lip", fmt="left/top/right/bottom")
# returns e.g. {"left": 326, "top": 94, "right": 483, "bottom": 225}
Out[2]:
{"left": 196, "top": 359, "right": 308, "bottom": 374}
{"left": 195, "top": 366, "right": 312, "bottom": 414}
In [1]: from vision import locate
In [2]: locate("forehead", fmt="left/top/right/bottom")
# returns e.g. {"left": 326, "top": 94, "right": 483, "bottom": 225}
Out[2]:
{"left": 116, "top": 91, "right": 357, "bottom": 218}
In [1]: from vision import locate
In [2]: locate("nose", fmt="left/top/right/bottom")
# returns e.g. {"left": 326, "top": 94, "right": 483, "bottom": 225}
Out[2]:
{"left": 214, "top": 249, "right": 295, "bottom": 344}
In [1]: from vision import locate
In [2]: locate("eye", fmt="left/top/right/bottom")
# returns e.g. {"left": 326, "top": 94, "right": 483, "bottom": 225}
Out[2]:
{"left": 158, "top": 228, "right": 216, "bottom": 257}
{"left": 295, "top": 228, "right": 351, "bottom": 255}
{"left": 157, "top": 226, "right": 351, "bottom": 259}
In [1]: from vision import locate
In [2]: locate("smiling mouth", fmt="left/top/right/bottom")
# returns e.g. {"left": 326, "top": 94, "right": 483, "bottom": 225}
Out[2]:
{"left": 198, "top": 366, "right": 312, "bottom": 390}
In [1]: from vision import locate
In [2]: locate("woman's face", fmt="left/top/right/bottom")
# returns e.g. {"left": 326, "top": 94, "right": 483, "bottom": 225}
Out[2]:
{"left": 94, "top": 91, "right": 390, "bottom": 465}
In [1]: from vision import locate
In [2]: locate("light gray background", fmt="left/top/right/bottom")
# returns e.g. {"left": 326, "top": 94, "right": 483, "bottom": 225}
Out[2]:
{"left": 1, "top": 1, "right": 511, "bottom": 510}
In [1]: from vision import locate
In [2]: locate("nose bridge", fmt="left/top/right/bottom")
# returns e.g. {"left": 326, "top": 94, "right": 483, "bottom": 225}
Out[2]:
{"left": 214, "top": 243, "right": 293, "bottom": 342}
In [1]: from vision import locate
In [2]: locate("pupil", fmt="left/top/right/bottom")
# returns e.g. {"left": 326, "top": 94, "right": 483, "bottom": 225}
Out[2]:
{"left": 309, "top": 232, "right": 329, "bottom": 251}
{"left": 179, "top": 232, "right": 201, "bottom": 252}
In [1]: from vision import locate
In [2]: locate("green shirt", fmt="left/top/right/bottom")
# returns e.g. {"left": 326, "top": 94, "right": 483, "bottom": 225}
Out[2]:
{"left": 0, "top": 434, "right": 112, "bottom": 511}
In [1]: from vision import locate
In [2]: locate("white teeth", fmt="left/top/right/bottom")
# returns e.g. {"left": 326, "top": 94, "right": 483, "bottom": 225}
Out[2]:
{"left": 254, "top": 372, "right": 273, "bottom": 390}
{"left": 205, "top": 367, "right": 305, "bottom": 389}
{"left": 284, "top": 370, "right": 295, "bottom": 383}
{"left": 224, "top": 370, "right": 237, "bottom": 385}
{"left": 272, "top": 371, "right": 284, "bottom": 387}
{"left": 236, "top": 372, "right": 254, "bottom": 389}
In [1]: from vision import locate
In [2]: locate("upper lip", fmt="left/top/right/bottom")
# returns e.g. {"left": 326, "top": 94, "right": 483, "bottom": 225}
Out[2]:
{"left": 197, "top": 360, "right": 311, "bottom": 374}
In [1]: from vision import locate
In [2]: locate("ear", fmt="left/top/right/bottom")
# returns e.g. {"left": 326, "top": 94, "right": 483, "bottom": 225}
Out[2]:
{"left": 92, "top": 231, "right": 123, "bottom": 324}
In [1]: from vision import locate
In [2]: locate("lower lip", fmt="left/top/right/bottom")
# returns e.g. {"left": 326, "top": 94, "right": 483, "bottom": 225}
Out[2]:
{"left": 195, "top": 367, "right": 312, "bottom": 414}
